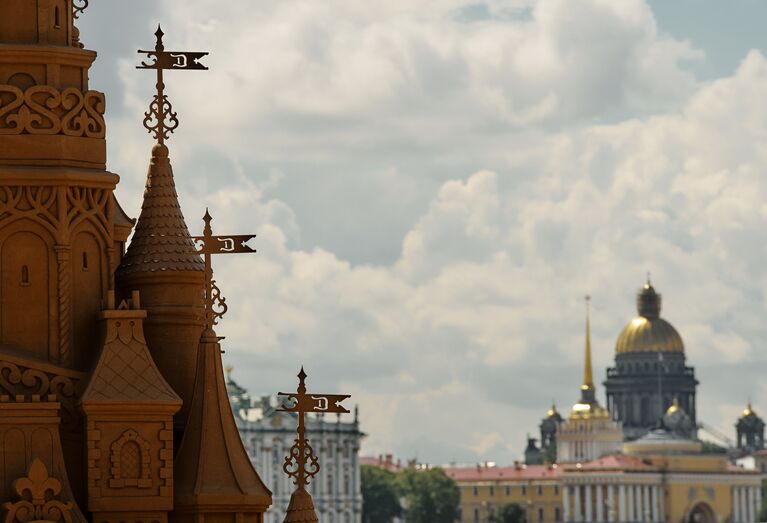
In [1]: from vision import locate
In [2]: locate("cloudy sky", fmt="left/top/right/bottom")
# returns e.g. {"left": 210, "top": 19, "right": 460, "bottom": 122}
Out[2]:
{"left": 80, "top": 0, "right": 767, "bottom": 465}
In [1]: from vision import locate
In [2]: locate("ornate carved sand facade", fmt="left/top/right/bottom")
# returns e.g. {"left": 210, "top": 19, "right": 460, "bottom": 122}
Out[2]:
{"left": 0, "top": 3, "right": 271, "bottom": 521}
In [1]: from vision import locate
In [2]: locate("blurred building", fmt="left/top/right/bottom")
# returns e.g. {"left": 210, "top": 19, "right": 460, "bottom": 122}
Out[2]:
{"left": 446, "top": 463, "right": 563, "bottom": 523}
{"left": 604, "top": 280, "right": 698, "bottom": 440}
{"left": 540, "top": 404, "right": 563, "bottom": 461}
{"left": 561, "top": 427, "right": 762, "bottom": 523}
{"left": 736, "top": 403, "right": 765, "bottom": 454}
{"left": 447, "top": 429, "right": 762, "bottom": 523}
{"left": 227, "top": 369, "right": 364, "bottom": 523}
{"left": 557, "top": 300, "right": 622, "bottom": 463}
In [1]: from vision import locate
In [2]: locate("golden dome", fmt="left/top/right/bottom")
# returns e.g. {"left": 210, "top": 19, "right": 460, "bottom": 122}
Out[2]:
{"left": 615, "top": 281, "right": 684, "bottom": 354}
{"left": 742, "top": 403, "right": 756, "bottom": 418}
{"left": 570, "top": 400, "right": 611, "bottom": 420}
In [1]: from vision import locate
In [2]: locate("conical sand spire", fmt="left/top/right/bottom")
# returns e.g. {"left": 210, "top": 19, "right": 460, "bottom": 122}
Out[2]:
{"left": 172, "top": 329, "right": 271, "bottom": 518}
{"left": 284, "top": 489, "right": 319, "bottom": 523}
{"left": 117, "top": 144, "right": 204, "bottom": 275}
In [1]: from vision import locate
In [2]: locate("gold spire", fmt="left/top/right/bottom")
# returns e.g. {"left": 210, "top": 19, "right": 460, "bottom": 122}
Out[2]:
{"left": 583, "top": 295, "right": 594, "bottom": 391}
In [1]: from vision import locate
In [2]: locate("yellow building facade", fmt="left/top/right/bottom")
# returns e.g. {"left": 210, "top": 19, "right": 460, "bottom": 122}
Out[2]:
{"left": 448, "top": 439, "right": 761, "bottom": 523}
{"left": 446, "top": 464, "right": 563, "bottom": 523}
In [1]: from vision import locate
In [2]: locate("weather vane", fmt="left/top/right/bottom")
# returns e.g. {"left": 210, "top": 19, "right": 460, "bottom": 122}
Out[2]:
{"left": 73, "top": 0, "right": 89, "bottom": 19}
{"left": 137, "top": 26, "right": 208, "bottom": 144}
{"left": 192, "top": 210, "right": 257, "bottom": 331}
{"left": 278, "top": 368, "right": 350, "bottom": 522}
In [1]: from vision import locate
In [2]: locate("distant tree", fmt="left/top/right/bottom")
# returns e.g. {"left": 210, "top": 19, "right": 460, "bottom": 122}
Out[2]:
{"left": 490, "top": 503, "right": 527, "bottom": 523}
{"left": 697, "top": 440, "right": 728, "bottom": 454}
{"left": 361, "top": 465, "right": 401, "bottom": 523}
{"left": 397, "top": 467, "right": 460, "bottom": 523}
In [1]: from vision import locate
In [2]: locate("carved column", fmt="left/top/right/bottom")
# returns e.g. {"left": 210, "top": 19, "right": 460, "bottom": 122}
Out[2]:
{"left": 55, "top": 245, "right": 71, "bottom": 367}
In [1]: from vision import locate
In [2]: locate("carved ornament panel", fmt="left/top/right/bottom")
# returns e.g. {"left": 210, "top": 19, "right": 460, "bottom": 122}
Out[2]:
{"left": 0, "top": 85, "right": 105, "bottom": 138}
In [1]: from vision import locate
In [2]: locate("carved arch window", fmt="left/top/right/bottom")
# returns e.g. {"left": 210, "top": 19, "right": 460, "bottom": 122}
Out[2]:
{"left": 109, "top": 429, "right": 152, "bottom": 488}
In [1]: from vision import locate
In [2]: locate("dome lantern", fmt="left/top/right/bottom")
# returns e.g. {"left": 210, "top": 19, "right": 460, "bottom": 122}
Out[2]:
{"left": 637, "top": 279, "right": 661, "bottom": 319}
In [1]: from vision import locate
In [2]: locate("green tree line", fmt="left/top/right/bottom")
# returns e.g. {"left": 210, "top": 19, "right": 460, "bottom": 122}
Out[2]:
{"left": 361, "top": 464, "right": 528, "bottom": 523}
{"left": 361, "top": 465, "right": 460, "bottom": 523}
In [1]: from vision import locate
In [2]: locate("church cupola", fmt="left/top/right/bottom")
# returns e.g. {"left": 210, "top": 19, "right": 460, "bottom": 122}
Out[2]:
{"left": 737, "top": 403, "right": 765, "bottom": 453}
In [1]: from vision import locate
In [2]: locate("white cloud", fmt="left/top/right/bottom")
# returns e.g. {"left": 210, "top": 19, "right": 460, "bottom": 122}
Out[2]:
{"left": 79, "top": 1, "right": 767, "bottom": 463}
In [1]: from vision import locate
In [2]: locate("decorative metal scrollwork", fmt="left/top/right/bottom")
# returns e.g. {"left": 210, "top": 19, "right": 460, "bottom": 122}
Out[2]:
{"left": 284, "top": 436, "right": 321, "bottom": 486}
{"left": 209, "top": 278, "right": 228, "bottom": 325}
{"left": 73, "top": 0, "right": 89, "bottom": 19}
{"left": 142, "top": 92, "right": 178, "bottom": 143}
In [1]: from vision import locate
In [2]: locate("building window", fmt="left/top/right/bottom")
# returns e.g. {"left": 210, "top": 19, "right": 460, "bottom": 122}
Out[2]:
{"left": 489, "top": 486, "right": 495, "bottom": 496}
{"left": 555, "top": 507, "right": 561, "bottom": 522}
{"left": 522, "top": 486, "right": 527, "bottom": 496}
{"left": 537, "top": 485, "right": 543, "bottom": 495}
{"left": 554, "top": 485, "right": 559, "bottom": 495}
{"left": 538, "top": 508, "right": 544, "bottom": 522}
{"left": 473, "top": 486, "right": 478, "bottom": 496}
{"left": 505, "top": 485, "right": 511, "bottom": 496}
{"left": 473, "top": 508, "right": 479, "bottom": 522}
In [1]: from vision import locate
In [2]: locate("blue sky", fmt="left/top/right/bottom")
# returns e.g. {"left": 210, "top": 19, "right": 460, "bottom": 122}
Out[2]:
{"left": 80, "top": 0, "right": 767, "bottom": 465}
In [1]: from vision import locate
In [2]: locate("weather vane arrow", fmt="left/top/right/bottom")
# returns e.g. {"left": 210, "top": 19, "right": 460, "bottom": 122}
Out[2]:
{"left": 192, "top": 210, "right": 257, "bottom": 331}
{"left": 277, "top": 368, "right": 351, "bottom": 523}
{"left": 137, "top": 26, "right": 209, "bottom": 144}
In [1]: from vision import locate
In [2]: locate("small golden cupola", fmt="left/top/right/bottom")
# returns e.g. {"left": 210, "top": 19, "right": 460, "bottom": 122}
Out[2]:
{"left": 737, "top": 402, "right": 765, "bottom": 453}
{"left": 615, "top": 277, "right": 684, "bottom": 354}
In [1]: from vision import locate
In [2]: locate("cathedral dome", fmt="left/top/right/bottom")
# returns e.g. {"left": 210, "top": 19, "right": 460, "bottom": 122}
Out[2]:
{"left": 615, "top": 281, "right": 684, "bottom": 354}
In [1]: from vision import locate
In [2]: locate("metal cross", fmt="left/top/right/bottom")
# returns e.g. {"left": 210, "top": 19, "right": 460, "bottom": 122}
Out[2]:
{"left": 137, "top": 26, "right": 208, "bottom": 144}
{"left": 278, "top": 368, "right": 350, "bottom": 500}
{"left": 192, "top": 210, "right": 257, "bottom": 331}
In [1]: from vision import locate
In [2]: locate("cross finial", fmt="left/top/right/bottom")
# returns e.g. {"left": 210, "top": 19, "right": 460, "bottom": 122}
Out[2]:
{"left": 298, "top": 367, "right": 308, "bottom": 394}
{"left": 203, "top": 208, "right": 213, "bottom": 236}
{"left": 155, "top": 25, "right": 165, "bottom": 50}
{"left": 647, "top": 271, "right": 652, "bottom": 285}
